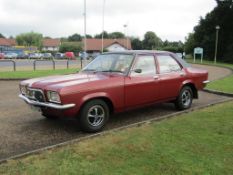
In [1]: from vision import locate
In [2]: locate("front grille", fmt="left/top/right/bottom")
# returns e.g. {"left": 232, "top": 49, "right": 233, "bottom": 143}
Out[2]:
{"left": 34, "top": 91, "right": 45, "bottom": 102}
{"left": 26, "top": 89, "right": 45, "bottom": 102}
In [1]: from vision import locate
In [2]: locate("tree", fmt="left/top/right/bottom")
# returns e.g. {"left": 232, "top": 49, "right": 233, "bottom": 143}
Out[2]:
{"left": 16, "top": 32, "right": 43, "bottom": 48}
{"left": 68, "top": 33, "right": 82, "bottom": 41}
{"left": 161, "top": 41, "right": 184, "bottom": 53}
{"left": 131, "top": 37, "right": 143, "bottom": 50}
{"left": 94, "top": 31, "right": 109, "bottom": 39}
{"left": 143, "top": 31, "right": 162, "bottom": 50}
{"left": 109, "top": 32, "right": 125, "bottom": 39}
{"left": 59, "top": 42, "right": 82, "bottom": 54}
{"left": 186, "top": 2, "right": 233, "bottom": 62}
{"left": 86, "top": 34, "right": 93, "bottom": 38}
{"left": 0, "top": 33, "right": 5, "bottom": 38}
{"left": 184, "top": 33, "right": 196, "bottom": 54}
{"left": 216, "top": 0, "right": 233, "bottom": 8}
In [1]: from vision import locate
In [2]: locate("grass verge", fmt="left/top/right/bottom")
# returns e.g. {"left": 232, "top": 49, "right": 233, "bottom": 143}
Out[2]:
{"left": 0, "top": 69, "right": 78, "bottom": 79}
{"left": 1, "top": 101, "right": 233, "bottom": 175}
{"left": 187, "top": 58, "right": 233, "bottom": 93}
{"left": 207, "top": 75, "right": 233, "bottom": 93}
{"left": 186, "top": 58, "right": 233, "bottom": 69}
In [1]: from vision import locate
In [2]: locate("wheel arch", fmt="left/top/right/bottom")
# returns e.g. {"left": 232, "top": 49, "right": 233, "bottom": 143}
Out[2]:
{"left": 181, "top": 81, "right": 198, "bottom": 99}
{"left": 78, "top": 93, "right": 115, "bottom": 116}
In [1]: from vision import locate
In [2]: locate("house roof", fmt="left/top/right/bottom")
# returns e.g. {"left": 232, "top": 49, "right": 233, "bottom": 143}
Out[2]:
{"left": 43, "top": 39, "right": 60, "bottom": 47}
{"left": 0, "top": 38, "right": 16, "bottom": 46}
{"left": 84, "top": 38, "right": 132, "bottom": 51}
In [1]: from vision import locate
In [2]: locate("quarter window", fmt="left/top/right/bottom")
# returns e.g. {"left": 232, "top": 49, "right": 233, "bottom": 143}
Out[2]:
{"left": 157, "top": 55, "right": 181, "bottom": 73}
{"left": 131, "top": 55, "right": 156, "bottom": 76}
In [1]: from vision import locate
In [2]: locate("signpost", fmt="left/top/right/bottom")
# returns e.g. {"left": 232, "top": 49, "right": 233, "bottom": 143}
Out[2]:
{"left": 194, "top": 47, "right": 204, "bottom": 63}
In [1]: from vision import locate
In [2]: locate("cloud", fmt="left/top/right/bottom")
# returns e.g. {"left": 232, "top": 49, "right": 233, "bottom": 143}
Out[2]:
{"left": 0, "top": 0, "right": 217, "bottom": 41}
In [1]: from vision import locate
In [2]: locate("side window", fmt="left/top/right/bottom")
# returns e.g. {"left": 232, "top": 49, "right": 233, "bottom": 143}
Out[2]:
{"left": 131, "top": 55, "right": 156, "bottom": 76}
{"left": 157, "top": 55, "right": 181, "bottom": 74}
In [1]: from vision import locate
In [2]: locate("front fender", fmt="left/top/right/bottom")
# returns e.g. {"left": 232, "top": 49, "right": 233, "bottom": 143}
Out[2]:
{"left": 79, "top": 92, "right": 113, "bottom": 108}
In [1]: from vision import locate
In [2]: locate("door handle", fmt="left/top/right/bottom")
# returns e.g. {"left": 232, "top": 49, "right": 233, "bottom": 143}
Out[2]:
{"left": 179, "top": 72, "right": 185, "bottom": 77}
{"left": 153, "top": 75, "right": 159, "bottom": 79}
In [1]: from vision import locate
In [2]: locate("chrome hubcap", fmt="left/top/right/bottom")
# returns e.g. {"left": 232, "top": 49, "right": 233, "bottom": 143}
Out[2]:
{"left": 87, "top": 105, "right": 105, "bottom": 127}
{"left": 181, "top": 90, "right": 191, "bottom": 107}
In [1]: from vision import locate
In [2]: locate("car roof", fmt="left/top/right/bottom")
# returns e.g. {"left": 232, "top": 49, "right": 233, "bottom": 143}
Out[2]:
{"left": 103, "top": 50, "right": 173, "bottom": 55}
{"left": 102, "top": 50, "right": 190, "bottom": 68}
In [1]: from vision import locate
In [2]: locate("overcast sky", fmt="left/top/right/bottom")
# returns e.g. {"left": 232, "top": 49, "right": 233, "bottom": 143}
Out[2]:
{"left": 0, "top": 0, "right": 217, "bottom": 41}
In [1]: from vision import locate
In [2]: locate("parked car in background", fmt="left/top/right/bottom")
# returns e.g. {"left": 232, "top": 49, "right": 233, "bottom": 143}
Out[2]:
{"left": 91, "top": 52, "right": 100, "bottom": 59}
{"left": 29, "top": 53, "right": 42, "bottom": 59}
{"left": 0, "top": 53, "right": 4, "bottom": 59}
{"left": 65, "top": 52, "right": 75, "bottom": 60}
{"left": 80, "top": 51, "right": 89, "bottom": 60}
{"left": 42, "top": 53, "right": 53, "bottom": 59}
{"left": 4, "top": 52, "right": 18, "bottom": 59}
{"left": 17, "top": 53, "right": 29, "bottom": 59}
{"left": 54, "top": 53, "right": 65, "bottom": 59}
{"left": 19, "top": 51, "right": 209, "bottom": 132}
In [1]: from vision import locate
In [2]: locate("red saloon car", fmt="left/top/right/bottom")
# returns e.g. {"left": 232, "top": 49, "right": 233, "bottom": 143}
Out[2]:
{"left": 19, "top": 51, "right": 209, "bottom": 132}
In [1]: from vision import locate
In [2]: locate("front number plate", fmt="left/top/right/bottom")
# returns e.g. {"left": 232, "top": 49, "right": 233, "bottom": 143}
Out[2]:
{"left": 30, "top": 105, "right": 41, "bottom": 112}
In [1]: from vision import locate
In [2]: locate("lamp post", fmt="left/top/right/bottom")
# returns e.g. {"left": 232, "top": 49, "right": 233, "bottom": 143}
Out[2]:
{"left": 214, "top": 25, "right": 220, "bottom": 64}
{"left": 123, "top": 24, "right": 128, "bottom": 50}
{"left": 83, "top": 0, "right": 87, "bottom": 54}
{"left": 101, "top": 0, "right": 106, "bottom": 53}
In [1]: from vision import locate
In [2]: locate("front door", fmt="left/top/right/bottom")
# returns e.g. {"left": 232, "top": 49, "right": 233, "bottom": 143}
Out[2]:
{"left": 124, "top": 54, "right": 159, "bottom": 108}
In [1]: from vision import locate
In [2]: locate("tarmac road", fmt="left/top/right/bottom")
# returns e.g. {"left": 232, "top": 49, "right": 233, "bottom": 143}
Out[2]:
{"left": 0, "top": 64, "right": 232, "bottom": 160}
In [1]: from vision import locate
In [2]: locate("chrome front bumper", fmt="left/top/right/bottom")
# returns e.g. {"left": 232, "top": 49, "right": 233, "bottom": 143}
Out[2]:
{"left": 19, "top": 94, "right": 75, "bottom": 110}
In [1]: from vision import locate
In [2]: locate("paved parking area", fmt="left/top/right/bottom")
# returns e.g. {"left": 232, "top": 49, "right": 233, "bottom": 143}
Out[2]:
{"left": 0, "top": 64, "right": 232, "bottom": 160}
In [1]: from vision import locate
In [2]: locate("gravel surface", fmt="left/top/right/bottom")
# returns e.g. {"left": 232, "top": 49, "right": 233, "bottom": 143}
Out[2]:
{"left": 0, "top": 64, "right": 232, "bottom": 160}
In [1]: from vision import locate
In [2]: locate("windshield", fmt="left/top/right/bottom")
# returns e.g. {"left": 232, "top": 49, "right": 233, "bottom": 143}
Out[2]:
{"left": 82, "top": 53, "right": 134, "bottom": 74}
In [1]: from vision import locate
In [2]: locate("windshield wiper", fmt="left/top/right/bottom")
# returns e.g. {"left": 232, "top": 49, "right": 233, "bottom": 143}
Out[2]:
{"left": 82, "top": 69, "right": 97, "bottom": 72}
{"left": 101, "top": 70, "right": 123, "bottom": 73}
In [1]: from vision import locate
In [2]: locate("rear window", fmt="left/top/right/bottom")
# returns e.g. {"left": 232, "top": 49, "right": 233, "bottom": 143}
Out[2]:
{"left": 157, "top": 55, "right": 182, "bottom": 73}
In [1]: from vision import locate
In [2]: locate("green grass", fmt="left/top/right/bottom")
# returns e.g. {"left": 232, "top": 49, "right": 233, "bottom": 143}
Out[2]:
{"left": 0, "top": 69, "right": 79, "bottom": 79}
{"left": 187, "top": 58, "right": 233, "bottom": 93}
{"left": 186, "top": 58, "right": 233, "bottom": 69}
{"left": 207, "top": 75, "right": 233, "bottom": 93}
{"left": 1, "top": 101, "right": 233, "bottom": 175}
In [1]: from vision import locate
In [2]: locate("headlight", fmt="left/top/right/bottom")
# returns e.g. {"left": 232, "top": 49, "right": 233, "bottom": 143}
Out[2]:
{"left": 47, "top": 91, "right": 61, "bottom": 103}
{"left": 20, "top": 85, "right": 27, "bottom": 95}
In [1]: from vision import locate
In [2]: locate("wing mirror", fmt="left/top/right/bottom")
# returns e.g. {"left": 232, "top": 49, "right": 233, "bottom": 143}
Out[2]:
{"left": 133, "top": 68, "right": 142, "bottom": 73}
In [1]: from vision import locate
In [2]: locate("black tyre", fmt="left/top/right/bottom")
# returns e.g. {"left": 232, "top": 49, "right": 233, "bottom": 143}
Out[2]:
{"left": 175, "top": 86, "right": 193, "bottom": 110}
{"left": 79, "top": 99, "right": 109, "bottom": 132}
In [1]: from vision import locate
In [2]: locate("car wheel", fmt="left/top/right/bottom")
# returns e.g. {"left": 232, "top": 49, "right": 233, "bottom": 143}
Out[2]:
{"left": 175, "top": 86, "right": 193, "bottom": 110}
{"left": 79, "top": 99, "right": 109, "bottom": 132}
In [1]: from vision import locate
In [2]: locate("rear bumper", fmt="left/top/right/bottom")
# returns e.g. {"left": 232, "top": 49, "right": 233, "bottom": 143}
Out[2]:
{"left": 19, "top": 94, "right": 75, "bottom": 110}
{"left": 203, "top": 80, "right": 210, "bottom": 84}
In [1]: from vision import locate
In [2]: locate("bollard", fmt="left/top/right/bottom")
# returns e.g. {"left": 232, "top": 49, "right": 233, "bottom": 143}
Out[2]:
{"left": 33, "top": 60, "right": 36, "bottom": 71}
{"left": 0, "top": 60, "right": 16, "bottom": 72}
{"left": 52, "top": 60, "right": 55, "bottom": 70}
{"left": 13, "top": 60, "right": 16, "bottom": 71}
{"left": 67, "top": 60, "right": 69, "bottom": 69}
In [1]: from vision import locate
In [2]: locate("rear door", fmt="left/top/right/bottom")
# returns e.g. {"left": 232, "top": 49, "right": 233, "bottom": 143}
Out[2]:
{"left": 124, "top": 54, "right": 159, "bottom": 107}
{"left": 156, "top": 53, "right": 186, "bottom": 100}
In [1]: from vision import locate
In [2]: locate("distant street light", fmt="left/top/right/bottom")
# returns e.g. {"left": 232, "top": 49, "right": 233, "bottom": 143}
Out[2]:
{"left": 101, "top": 0, "right": 106, "bottom": 53}
{"left": 214, "top": 25, "right": 220, "bottom": 64}
{"left": 123, "top": 24, "right": 128, "bottom": 50}
{"left": 84, "top": 0, "right": 87, "bottom": 54}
